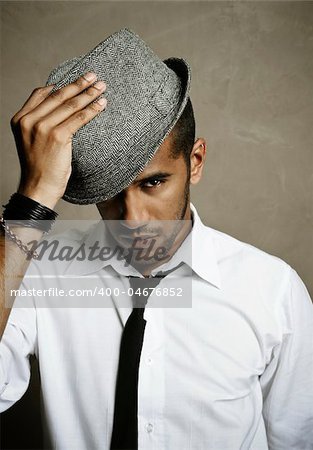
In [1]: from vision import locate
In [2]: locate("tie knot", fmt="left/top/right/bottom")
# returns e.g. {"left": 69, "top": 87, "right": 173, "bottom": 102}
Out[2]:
{"left": 128, "top": 262, "right": 184, "bottom": 308}
{"left": 128, "top": 275, "right": 163, "bottom": 308}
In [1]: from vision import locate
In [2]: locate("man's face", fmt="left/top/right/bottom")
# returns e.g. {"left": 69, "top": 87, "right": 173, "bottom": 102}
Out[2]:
{"left": 96, "top": 132, "right": 205, "bottom": 270}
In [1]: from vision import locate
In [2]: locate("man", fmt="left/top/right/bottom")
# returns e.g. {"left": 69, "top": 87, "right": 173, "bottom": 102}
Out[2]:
{"left": 0, "top": 29, "right": 312, "bottom": 450}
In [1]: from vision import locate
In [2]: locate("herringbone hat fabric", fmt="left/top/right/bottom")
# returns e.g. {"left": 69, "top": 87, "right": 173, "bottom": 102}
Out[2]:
{"left": 45, "top": 28, "right": 191, "bottom": 205}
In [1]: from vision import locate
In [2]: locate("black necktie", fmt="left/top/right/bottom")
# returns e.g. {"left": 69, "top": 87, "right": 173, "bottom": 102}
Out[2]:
{"left": 110, "top": 266, "right": 180, "bottom": 450}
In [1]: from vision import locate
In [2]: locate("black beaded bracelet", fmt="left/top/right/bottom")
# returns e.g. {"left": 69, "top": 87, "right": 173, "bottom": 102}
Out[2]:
{"left": 2, "top": 192, "right": 58, "bottom": 233}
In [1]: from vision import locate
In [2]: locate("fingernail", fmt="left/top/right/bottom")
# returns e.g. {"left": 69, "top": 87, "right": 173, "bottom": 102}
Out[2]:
{"left": 83, "top": 72, "right": 97, "bottom": 81}
{"left": 93, "top": 81, "right": 106, "bottom": 90}
{"left": 97, "top": 98, "right": 106, "bottom": 106}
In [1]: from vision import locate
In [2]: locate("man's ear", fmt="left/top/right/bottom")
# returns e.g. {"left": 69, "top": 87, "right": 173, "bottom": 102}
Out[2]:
{"left": 190, "top": 138, "right": 206, "bottom": 185}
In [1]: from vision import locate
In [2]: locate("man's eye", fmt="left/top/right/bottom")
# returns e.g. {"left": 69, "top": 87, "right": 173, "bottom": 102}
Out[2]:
{"left": 141, "top": 179, "right": 164, "bottom": 188}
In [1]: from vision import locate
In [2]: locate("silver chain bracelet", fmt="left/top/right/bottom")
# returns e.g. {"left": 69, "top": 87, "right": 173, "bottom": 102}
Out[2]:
{"left": 0, "top": 216, "right": 39, "bottom": 260}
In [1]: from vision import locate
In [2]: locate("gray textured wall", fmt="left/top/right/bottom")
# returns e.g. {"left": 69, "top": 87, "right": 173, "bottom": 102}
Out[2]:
{"left": 1, "top": 1, "right": 312, "bottom": 296}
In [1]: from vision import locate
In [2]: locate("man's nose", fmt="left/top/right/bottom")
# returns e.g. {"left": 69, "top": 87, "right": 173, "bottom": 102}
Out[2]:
{"left": 118, "top": 190, "right": 149, "bottom": 228}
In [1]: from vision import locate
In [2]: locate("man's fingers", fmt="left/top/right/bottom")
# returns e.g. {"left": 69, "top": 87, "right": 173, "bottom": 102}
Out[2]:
{"left": 55, "top": 96, "right": 107, "bottom": 139}
{"left": 24, "top": 72, "right": 99, "bottom": 126}
{"left": 10, "top": 85, "right": 55, "bottom": 128}
{"left": 33, "top": 81, "right": 107, "bottom": 131}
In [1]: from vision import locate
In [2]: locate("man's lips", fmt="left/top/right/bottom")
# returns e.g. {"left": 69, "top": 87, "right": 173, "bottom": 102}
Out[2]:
{"left": 120, "top": 234, "right": 158, "bottom": 241}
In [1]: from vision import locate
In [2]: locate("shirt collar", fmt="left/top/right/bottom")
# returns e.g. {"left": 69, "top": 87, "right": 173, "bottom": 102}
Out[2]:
{"left": 188, "top": 203, "right": 222, "bottom": 289}
{"left": 64, "top": 202, "right": 222, "bottom": 289}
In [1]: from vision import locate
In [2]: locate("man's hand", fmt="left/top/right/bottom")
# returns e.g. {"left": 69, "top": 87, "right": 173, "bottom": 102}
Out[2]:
{"left": 10, "top": 72, "right": 107, "bottom": 209}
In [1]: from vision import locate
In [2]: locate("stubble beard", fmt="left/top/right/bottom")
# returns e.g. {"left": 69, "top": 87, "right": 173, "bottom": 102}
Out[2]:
{"left": 161, "top": 174, "right": 191, "bottom": 254}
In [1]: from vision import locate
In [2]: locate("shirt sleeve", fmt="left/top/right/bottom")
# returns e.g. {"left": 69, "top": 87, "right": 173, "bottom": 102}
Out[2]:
{"left": 260, "top": 266, "right": 313, "bottom": 450}
{"left": 0, "top": 281, "right": 37, "bottom": 413}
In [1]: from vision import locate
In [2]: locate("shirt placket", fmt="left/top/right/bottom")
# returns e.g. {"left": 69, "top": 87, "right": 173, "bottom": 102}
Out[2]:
{"left": 138, "top": 305, "right": 165, "bottom": 450}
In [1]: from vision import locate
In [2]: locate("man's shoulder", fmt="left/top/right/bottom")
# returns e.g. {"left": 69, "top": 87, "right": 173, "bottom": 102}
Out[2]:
{"left": 26, "top": 222, "right": 100, "bottom": 276}
{"left": 44, "top": 222, "right": 98, "bottom": 245}
{"left": 206, "top": 224, "right": 291, "bottom": 283}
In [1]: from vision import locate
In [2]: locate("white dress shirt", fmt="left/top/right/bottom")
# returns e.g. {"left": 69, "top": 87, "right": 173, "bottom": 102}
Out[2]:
{"left": 0, "top": 203, "right": 312, "bottom": 450}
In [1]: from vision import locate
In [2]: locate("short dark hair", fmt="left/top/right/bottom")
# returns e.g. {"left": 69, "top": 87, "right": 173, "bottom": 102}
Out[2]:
{"left": 169, "top": 97, "right": 195, "bottom": 169}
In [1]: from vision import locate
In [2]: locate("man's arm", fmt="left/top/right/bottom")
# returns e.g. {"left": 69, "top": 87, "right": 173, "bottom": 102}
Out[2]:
{"left": 260, "top": 267, "right": 313, "bottom": 450}
{"left": 0, "top": 225, "right": 44, "bottom": 338}
{"left": 0, "top": 72, "right": 106, "bottom": 339}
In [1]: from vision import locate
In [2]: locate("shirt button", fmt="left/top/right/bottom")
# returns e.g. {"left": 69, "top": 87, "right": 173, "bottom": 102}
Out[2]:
{"left": 145, "top": 422, "right": 154, "bottom": 433}
{"left": 146, "top": 356, "right": 153, "bottom": 365}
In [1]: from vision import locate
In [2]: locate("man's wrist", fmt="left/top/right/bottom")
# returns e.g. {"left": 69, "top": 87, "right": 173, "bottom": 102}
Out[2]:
{"left": 2, "top": 192, "right": 58, "bottom": 234}
{"left": 17, "top": 186, "right": 60, "bottom": 210}
{"left": 1, "top": 191, "right": 59, "bottom": 258}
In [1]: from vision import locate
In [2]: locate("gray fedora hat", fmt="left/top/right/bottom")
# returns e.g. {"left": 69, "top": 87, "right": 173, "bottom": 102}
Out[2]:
{"left": 45, "top": 28, "right": 191, "bottom": 205}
